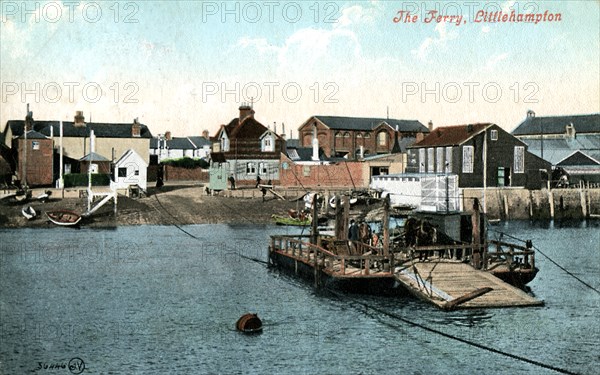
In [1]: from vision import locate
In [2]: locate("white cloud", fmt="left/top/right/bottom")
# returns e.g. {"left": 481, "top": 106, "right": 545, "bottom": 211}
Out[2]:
{"left": 485, "top": 53, "right": 510, "bottom": 71}
{"left": 412, "top": 23, "right": 458, "bottom": 61}
{"left": 335, "top": 4, "right": 377, "bottom": 28}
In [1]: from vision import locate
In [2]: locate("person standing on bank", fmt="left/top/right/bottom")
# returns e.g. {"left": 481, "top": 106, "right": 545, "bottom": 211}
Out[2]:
{"left": 228, "top": 174, "right": 236, "bottom": 190}
{"left": 256, "top": 175, "right": 262, "bottom": 188}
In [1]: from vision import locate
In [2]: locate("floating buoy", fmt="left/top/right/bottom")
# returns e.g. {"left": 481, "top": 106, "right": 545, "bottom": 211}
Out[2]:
{"left": 236, "top": 313, "right": 263, "bottom": 333}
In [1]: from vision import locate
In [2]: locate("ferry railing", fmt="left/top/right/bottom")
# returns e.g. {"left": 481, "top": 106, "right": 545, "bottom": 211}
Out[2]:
{"left": 270, "top": 235, "right": 394, "bottom": 276}
{"left": 486, "top": 240, "right": 536, "bottom": 271}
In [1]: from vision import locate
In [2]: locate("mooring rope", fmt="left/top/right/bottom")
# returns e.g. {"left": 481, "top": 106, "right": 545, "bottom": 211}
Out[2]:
{"left": 326, "top": 289, "right": 580, "bottom": 375}
{"left": 488, "top": 228, "right": 600, "bottom": 295}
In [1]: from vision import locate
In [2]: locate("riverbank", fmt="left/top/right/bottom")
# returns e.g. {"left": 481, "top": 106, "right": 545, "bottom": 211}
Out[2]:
{"left": 0, "top": 185, "right": 301, "bottom": 228}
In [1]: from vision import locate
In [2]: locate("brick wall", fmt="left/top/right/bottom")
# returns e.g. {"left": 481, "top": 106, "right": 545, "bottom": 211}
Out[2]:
{"left": 18, "top": 138, "right": 53, "bottom": 186}
{"left": 280, "top": 159, "right": 366, "bottom": 188}
{"left": 164, "top": 165, "right": 209, "bottom": 181}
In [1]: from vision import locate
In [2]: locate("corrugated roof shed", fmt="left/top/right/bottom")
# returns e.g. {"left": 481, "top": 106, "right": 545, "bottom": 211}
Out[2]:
{"left": 512, "top": 114, "right": 600, "bottom": 136}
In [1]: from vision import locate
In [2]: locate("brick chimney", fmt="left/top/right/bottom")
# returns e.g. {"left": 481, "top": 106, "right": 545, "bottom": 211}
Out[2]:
{"left": 24, "top": 103, "right": 33, "bottom": 132}
{"left": 239, "top": 103, "right": 255, "bottom": 123}
{"left": 132, "top": 118, "right": 141, "bottom": 137}
{"left": 165, "top": 131, "right": 172, "bottom": 140}
{"left": 428, "top": 120, "right": 433, "bottom": 132}
{"left": 202, "top": 129, "right": 209, "bottom": 139}
{"left": 74, "top": 111, "right": 85, "bottom": 127}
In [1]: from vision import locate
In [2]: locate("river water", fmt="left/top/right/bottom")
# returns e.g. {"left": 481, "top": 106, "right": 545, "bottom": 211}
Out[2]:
{"left": 1, "top": 221, "right": 598, "bottom": 374}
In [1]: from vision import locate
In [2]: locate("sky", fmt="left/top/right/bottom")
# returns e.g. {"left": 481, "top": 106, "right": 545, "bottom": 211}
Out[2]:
{"left": 1, "top": 0, "right": 599, "bottom": 138}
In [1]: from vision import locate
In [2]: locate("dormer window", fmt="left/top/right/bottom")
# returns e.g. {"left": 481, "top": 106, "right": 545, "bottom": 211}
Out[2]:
{"left": 261, "top": 132, "right": 275, "bottom": 152}
{"left": 220, "top": 132, "right": 230, "bottom": 152}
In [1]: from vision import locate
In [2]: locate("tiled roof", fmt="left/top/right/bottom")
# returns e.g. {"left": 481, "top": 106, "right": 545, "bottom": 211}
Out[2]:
{"left": 6, "top": 120, "right": 153, "bottom": 139}
{"left": 166, "top": 137, "right": 195, "bottom": 150}
{"left": 18, "top": 130, "right": 48, "bottom": 139}
{"left": 410, "top": 123, "right": 493, "bottom": 148}
{"left": 314, "top": 116, "right": 428, "bottom": 133}
{"left": 512, "top": 114, "right": 600, "bottom": 136}
{"left": 188, "top": 136, "right": 211, "bottom": 147}
{"left": 80, "top": 152, "right": 110, "bottom": 162}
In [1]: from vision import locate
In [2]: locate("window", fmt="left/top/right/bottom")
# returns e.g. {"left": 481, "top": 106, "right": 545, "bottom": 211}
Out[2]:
{"left": 259, "top": 162, "right": 268, "bottom": 175}
{"left": 445, "top": 147, "right": 453, "bottom": 172}
{"left": 356, "top": 133, "right": 362, "bottom": 138}
{"left": 118, "top": 167, "right": 127, "bottom": 177}
{"left": 419, "top": 149, "right": 426, "bottom": 173}
{"left": 262, "top": 135, "right": 274, "bottom": 152}
{"left": 491, "top": 129, "right": 498, "bottom": 141}
{"left": 378, "top": 132, "right": 388, "bottom": 146}
{"left": 436, "top": 147, "right": 444, "bottom": 173}
{"left": 343, "top": 132, "right": 350, "bottom": 138}
{"left": 462, "top": 145, "right": 474, "bottom": 173}
{"left": 363, "top": 132, "right": 371, "bottom": 138}
{"left": 32, "top": 141, "right": 40, "bottom": 150}
{"left": 514, "top": 146, "right": 525, "bottom": 173}
{"left": 427, "top": 148, "right": 434, "bottom": 173}
{"left": 335, "top": 132, "right": 343, "bottom": 138}
{"left": 134, "top": 170, "right": 139, "bottom": 176}
{"left": 246, "top": 162, "right": 256, "bottom": 174}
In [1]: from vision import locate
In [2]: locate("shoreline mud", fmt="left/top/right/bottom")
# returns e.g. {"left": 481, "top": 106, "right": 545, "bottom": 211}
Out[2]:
{"left": 0, "top": 185, "right": 301, "bottom": 229}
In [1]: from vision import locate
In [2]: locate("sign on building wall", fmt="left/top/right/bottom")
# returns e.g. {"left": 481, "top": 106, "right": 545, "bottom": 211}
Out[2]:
{"left": 421, "top": 175, "right": 460, "bottom": 212}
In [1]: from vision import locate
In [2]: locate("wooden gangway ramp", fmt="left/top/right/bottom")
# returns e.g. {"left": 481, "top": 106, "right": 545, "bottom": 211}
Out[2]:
{"left": 394, "top": 261, "right": 544, "bottom": 310}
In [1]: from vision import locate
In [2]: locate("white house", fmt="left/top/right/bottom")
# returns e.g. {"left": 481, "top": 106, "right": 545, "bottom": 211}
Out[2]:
{"left": 111, "top": 149, "right": 148, "bottom": 192}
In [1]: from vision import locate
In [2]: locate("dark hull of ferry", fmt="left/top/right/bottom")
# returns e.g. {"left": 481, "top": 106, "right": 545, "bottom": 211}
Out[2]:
{"left": 490, "top": 267, "right": 539, "bottom": 289}
{"left": 269, "top": 250, "right": 409, "bottom": 296}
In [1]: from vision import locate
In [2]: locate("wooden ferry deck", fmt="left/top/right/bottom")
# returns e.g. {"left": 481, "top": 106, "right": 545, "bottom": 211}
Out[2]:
{"left": 395, "top": 261, "right": 543, "bottom": 309}
{"left": 269, "top": 235, "right": 544, "bottom": 310}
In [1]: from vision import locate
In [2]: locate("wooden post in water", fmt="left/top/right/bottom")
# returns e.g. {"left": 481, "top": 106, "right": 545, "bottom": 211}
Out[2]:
{"left": 342, "top": 195, "right": 350, "bottom": 240}
{"left": 580, "top": 189, "right": 588, "bottom": 218}
{"left": 334, "top": 195, "right": 342, "bottom": 239}
{"left": 311, "top": 193, "right": 319, "bottom": 245}
{"left": 548, "top": 189, "right": 555, "bottom": 219}
{"left": 471, "top": 198, "right": 481, "bottom": 269}
{"left": 382, "top": 195, "right": 390, "bottom": 257}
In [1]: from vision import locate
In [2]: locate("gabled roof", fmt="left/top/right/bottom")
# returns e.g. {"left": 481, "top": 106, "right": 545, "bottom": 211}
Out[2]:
{"left": 557, "top": 150, "right": 600, "bottom": 166}
{"left": 311, "top": 116, "right": 428, "bottom": 133}
{"left": 286, "top": 147, "right": 327, "bottom": 162}
{"left": 410, "top": 123, "right": 495, "bottom": 148}
{"left": 80, "top": 152, "right": 110, "bottom": 162}
{"left": 17, "top": 130, "right": 48, "bottom": 139}
{"left": 5, "top": 120, "right": 153, "bottom": 139}
{"left": 115, "top": 149, "right": 147, "bottom": 166}
{"left": 512, "top": 114, "right": 600, "bottom": 136}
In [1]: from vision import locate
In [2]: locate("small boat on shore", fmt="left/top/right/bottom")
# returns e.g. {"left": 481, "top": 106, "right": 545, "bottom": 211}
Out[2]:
{"left": 36, "top": 190, "right": 52, "bottom": 202}
{"left": 21, "top": 206, "right": 37, "bottom": 220}
{"left": 46, "top": 210, "right": 82, "bottom": 226}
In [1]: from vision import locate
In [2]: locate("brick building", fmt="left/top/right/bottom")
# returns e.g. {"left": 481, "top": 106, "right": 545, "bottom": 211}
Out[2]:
{"left": 15, "top": 130, "right": 54, "bottom": 186}
{"left": 297, "top": 116, "right": 429, "bottom": 160}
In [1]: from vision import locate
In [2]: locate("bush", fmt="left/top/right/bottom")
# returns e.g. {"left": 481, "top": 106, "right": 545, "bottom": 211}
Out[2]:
{"left": 64, "top": 173, "right": 111, "bottom": 187}
{"left": 162, "top": 157, "right": 209, "bottom": 169}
